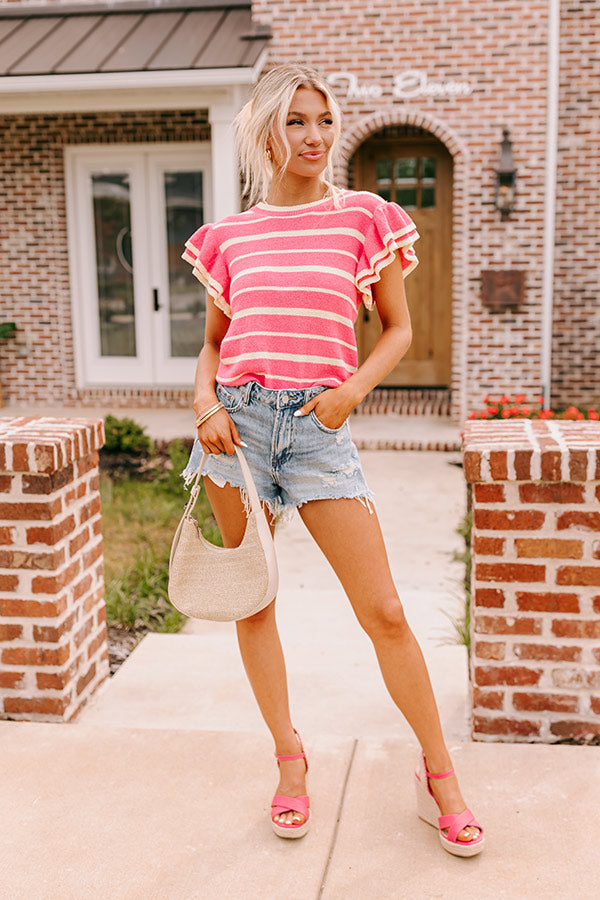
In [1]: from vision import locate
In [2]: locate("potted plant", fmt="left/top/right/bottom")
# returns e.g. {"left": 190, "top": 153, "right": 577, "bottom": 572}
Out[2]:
{"left": 0, "top": 322, "right": 17, "bottom": 407}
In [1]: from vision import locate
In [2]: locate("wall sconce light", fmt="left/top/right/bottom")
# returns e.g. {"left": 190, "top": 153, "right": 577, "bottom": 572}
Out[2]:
{"left": 495, "top": 128, "right": 517, "bottom": 220}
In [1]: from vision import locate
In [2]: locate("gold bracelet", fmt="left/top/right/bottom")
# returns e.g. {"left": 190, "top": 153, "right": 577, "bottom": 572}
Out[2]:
{"left": 195, "top": 402, "right": 224, "bottom": 428}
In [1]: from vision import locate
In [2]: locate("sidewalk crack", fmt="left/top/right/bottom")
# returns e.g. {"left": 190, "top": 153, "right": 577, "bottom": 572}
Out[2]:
{"left": 317, "top": 737, "right": 358, "bottom": 899}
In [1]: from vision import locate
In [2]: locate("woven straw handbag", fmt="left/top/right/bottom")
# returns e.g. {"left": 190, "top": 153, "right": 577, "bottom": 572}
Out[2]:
{"left": 168, "top": 447, "right": 278, "bottom": 621}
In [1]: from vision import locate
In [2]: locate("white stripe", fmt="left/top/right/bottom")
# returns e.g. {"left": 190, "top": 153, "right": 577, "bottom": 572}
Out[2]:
{"left": 230, "top": 247, "right": 358, "bottom": 264}
{"left": 223, "top": 330, "right": 357, "bottom": 351}
{"left": 211, "top": 204, "right": 376, "bottom": 230}
{"left": 182, "top": 247, "right": 229, "bottom": 311}
{"left": 220, "top": 227, "right": 364, "bottom": 250}
{"left": 356, "top": 227, "right": 420, "bottom": 283}
{"left": 230, "top": 264, "right": 355, "bottom": 287}
{"left": 233, "top": 306, "right": 354, "bottom": 328}
{"left": 220, "top": 351, "right": 356, "bottom": 371}
{"left": 229, "top": 284, "right": 358, "bottom": 311}
{"left": 218, "top": 373, "right": 344, "bottom": 386}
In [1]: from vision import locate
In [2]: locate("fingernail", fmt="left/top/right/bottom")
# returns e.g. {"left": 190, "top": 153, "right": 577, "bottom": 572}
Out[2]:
{"left": 239, "top": 441, "right": 248, "bottom": 447}
{"left": 293, "top": 410, "right": 303, "bottom": 417}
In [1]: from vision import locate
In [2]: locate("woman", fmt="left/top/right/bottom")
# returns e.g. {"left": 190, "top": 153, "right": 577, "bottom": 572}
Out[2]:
{"left": 181, "top": 64, "right": 484, "bottom": 857}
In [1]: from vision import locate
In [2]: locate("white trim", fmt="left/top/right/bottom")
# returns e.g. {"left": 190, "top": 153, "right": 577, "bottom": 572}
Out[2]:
{"left": 0, "top": 59, "right": 266, "bottom": 93}
{"left": 541, "top": 0, "right": 560, "bottom": 408}
{"left": 0, "top": 50, "right": 267, "bottom": 113}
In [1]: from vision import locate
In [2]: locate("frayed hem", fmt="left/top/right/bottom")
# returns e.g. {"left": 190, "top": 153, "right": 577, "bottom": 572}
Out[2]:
{"left": 185, "top": 467, "right": 282, "bottom": 525}
{"left": 296, "top": 492, "right": 376, "bottom": 515}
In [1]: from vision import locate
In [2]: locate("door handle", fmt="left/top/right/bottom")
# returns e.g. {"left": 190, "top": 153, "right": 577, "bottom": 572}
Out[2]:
{"left": 153, "top": 288, "right": 161, "bottom": 312}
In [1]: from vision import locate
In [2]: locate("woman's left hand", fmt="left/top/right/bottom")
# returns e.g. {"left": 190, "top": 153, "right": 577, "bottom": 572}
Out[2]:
{"left": 294, "top": 385, "right": 358, "bottom": 430}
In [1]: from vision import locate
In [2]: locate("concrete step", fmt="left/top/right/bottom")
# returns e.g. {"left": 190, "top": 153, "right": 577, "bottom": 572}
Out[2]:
{"left": 79, "top": 451, "right": 471, "bottom": 741}
{"left": 1, "top": 720, "right": 598, "bottom": 900}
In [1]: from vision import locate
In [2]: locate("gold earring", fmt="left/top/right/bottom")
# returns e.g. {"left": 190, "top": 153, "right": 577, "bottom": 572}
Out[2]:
{"left": 265, "top": 148, "right": 272, "bottom": 160}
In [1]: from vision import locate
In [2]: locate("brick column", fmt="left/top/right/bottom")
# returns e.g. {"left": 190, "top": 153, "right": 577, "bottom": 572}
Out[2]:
{"left": 463, "top": 420, "right": 600, "bottom": 743}
{"left": 0, "top": 417, "right": 108, "bottom": 721}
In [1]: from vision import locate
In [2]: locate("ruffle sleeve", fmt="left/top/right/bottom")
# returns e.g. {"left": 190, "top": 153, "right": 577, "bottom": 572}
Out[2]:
{"left": 355, "top": 202, "right": 420, "bottom": 310}
{"left": 181, "top": 223, "right": 231, "bottom": 318}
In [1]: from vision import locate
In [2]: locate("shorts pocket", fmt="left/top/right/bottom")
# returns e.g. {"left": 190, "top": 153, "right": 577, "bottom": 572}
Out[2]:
{"left": 216, "top": 383, "right": 244, "bottom": 413}
{"left": 309, "top": 409, "right": 346, "bottom": 434}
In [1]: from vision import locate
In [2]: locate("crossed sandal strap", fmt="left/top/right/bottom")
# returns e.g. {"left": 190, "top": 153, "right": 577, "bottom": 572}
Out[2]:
{"left": 438, "top": 808, "right": 483, "bottom": 844}
{"left": 275, "top": 750, "right": 306, "bottom": 762}
{"left": 271, "top": 794, "right": 310, "bottom": 820}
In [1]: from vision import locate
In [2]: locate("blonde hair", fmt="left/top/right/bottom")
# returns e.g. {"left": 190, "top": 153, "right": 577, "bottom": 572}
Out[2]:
{"left": 234, "top": 63, "right": 343, "bottom": 207}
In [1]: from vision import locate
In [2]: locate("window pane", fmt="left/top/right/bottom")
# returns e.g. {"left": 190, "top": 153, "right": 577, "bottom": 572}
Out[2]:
{"left": 164, "top": 171, "right": 205, "bottom": 358}
{"left": 422, "top": 157, "right": 437, "bottom": 179}
{"left": 377, "top": 187, "right": 391, "bottom": 202}
{"left": 421, "top": 185, "right": 436, "bottom": 208}
{"left": 92, "top": 174, "right": 135, "bottom": 357}
{"left": 394, "top": 158, "right": 417, "bottom": 180}
{"left": 376, "top": 159, "right": 392, "bottom": 182}
{"left": 396, "top": 187, "right": 417, "bottom": 209}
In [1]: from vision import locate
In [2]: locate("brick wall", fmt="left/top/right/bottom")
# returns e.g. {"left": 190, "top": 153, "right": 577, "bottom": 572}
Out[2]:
{"left": 463, "top": 419, "right": 600, "bottom": 743}
{"left": 253, "top": 0, "right": 551, "bottom": 420}
{"left": 0, "top": 108, "right": 209, "bottom": 407}
{"left": 0, "top": 416, "right": 108, "bottom": 722}
{"left": 551, "top": 1, "right": 600, "bottom": 409}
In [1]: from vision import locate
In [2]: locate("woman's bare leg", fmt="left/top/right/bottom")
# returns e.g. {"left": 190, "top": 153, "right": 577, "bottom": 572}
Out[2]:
{"left": 203, "top": 477, "right": 307, "bottom": 827}
{"left": 298, "top": 497, "right": 480, "bottom": 842}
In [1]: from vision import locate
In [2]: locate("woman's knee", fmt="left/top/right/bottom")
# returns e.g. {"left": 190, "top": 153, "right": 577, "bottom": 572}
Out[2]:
{"left": 358, "top": 595, "right": 410, "bottom": 641}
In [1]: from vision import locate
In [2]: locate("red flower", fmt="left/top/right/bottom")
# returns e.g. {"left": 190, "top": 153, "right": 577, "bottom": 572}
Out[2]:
{"left": 487, "top": 405, "right": 498, "bottom": 416}
{"left": 483, "top": 394, "right": 490, "bottom": 404}
{"left": 588, "top": 410, "right": 599, "bottom": 420}
{"left": 520, "top": 406, "right": 531, "bottom": 416}
{"left": 499, "top": 395, "right": 510, "bottom": 404}
{"left": 468, "top": 411, "right": 477, "bottom": 419}
{"left": 501, "top": 408, "right": 511, "bottom": 418}
{"left": 510, "top": 406, "right": 520, "bottom": 416}
{"left": 537, "top": 396, "right": 545, "bottom": 405}
{"left": 514, "top": 393, "right": 526, "bottom": 403}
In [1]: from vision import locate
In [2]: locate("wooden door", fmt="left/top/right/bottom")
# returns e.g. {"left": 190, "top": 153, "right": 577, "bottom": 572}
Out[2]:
{"left": 354, "top": 135, "right": 453, "bottom": 386}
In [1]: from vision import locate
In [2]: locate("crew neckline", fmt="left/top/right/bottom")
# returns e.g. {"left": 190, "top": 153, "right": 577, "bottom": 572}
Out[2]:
{"left": 257, "top": 184, "right": 341, "bottom": 211}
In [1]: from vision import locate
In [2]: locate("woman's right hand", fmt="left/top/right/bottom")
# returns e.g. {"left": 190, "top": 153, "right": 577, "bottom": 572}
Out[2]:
{"left": 196, "top": 407, "right": 245, "bottom": 456}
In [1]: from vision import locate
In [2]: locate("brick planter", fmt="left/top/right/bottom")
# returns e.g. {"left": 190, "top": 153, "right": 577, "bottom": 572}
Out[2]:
{"left": 0, "top": 417, "right": 108, "bottom": 722}
{"left": 463, "top": 420, "right": 600, "bottom": 743}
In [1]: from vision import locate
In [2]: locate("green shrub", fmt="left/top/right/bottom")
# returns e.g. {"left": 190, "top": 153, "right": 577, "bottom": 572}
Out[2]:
{"left": 0, "top": 322, "right": 16, "bottom": 339}
{"left": 103, "top": 415, "right": 154, "bottom": 455}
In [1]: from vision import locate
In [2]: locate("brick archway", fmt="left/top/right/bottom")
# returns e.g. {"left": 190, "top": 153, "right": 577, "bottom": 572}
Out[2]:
{"left": 335, "top": 109, "right": 470, "bottom": 423}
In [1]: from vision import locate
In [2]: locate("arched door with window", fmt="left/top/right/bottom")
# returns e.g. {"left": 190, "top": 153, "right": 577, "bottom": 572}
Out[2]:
{"left": 353, "top": 126, "right": 453, "bottom": 387}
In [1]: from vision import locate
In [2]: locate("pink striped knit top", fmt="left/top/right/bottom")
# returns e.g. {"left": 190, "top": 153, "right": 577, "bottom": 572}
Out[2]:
{"left": 182, "top": 189, "right": 419, "bottom": 390}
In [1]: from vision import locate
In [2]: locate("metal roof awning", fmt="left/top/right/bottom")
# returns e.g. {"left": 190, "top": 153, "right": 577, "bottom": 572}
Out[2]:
{"left": 0, "top": 0, "right": 270, "bottom": 99}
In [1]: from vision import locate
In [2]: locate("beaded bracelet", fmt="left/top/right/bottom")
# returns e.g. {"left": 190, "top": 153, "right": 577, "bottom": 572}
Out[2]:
{"left": 195, "top": 401, "right": 224, "bottom": 429}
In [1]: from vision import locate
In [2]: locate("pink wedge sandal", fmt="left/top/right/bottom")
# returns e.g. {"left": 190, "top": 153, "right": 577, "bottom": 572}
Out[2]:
{"left": 415, "top": 752, "right": 484, "bottom": 858}
{"left": 271, "top": 729, "right": 310, "bottom": 839}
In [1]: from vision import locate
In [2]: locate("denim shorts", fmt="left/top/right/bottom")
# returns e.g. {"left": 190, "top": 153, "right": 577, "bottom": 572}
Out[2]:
{"left": 182, "top": 382, "right": 374, "bottom": 522}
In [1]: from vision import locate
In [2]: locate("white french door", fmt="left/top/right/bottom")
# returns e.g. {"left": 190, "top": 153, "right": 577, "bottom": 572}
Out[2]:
{"left": 66, "top": 143, "right": 212, "bottom": 387}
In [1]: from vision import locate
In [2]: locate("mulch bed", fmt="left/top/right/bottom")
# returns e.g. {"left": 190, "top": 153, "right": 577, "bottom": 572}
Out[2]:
{"left": 106, "top": 624, "right": 148, "bottom": 675}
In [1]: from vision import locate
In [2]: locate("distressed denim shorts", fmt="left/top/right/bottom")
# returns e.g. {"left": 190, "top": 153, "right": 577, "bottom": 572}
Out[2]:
{"left": 182, "top": 381, "right": 374, "bottom": 522}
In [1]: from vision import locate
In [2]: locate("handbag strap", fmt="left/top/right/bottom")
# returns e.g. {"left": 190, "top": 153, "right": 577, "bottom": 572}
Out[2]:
{"left": 184, "top": 445, "right": 263, "bottom": 520}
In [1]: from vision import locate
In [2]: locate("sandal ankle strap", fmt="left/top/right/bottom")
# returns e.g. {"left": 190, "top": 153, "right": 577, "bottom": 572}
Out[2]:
{"left": 275, "top": 751, "right": 306, "bottom": 762}
{"left": 423, "top": 754, "right": 455, "bottom": 779}
{"left": 275, "top": 728, "right": 308, "bottom": 771}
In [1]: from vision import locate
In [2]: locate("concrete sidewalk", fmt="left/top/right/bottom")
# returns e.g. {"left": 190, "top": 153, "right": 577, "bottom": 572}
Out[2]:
{"left": 2, "top": 442, "right": 597, "bottom": 898}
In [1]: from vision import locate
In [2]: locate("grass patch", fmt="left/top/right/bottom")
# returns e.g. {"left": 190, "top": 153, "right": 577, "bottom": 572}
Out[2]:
{"left": 100, "top": 438, "right": 222, "bottom": 632}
